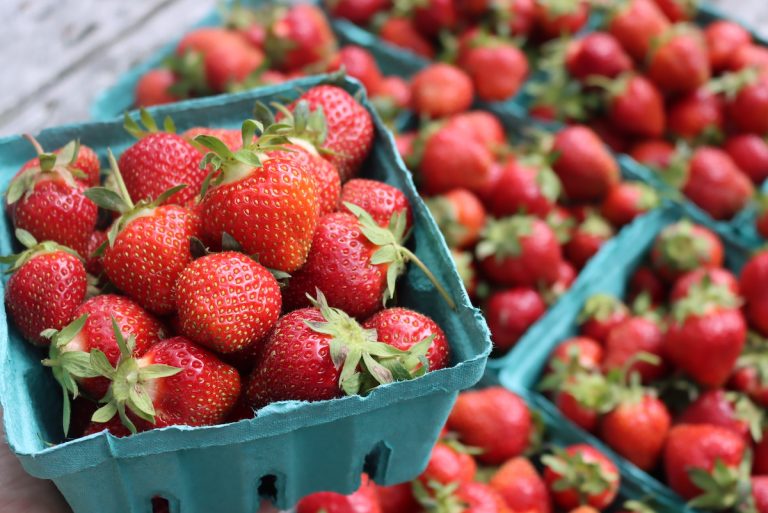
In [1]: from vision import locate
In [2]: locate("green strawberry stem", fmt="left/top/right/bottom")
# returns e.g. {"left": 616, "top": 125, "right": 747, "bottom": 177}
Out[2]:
{"left": 688, "top": 453, "right": 754, "bottom": 511}
{"left": 107, "top": 150, "right": 135, "bottom": 210}
{"left": 542, "top": 447, "right": 617, "bottom": 504}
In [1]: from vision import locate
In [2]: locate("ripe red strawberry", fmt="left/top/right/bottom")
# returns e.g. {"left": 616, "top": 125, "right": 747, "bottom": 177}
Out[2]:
{"left": 556, "top": 386, "right": 601, "bottom": 433}
{"left": 607, "top": 0, "right": 670, "bottom": 61}
{"left": 268, "top": 142, "right": 341, "bottom": 216}
{"left": 135, "top": 69, "right": 179, "bottom": 108}
{"left": 664, "top": 424, "right": 747, "bottom": 502}
{"left": 444, "top": 111, "right": 506, "bottom": 152}
{"left": 647, "top": 26, "right": 711, "bottom": 94}
{"left": 452, "top": 249, "right": 478, "bottom": 299}
{"left": 601, "top": 181, "right": 659, "bottom": 228}
{"left": 477, "top": 215, "right": 563, "bottom": 288}
{"left": 681, "top": 147, "right": 754, "bottom": 221}
{"left": 543, "top": 444, "right": 620, "bottom": 511}
{"left": 410, "top": 64, "right": 474, "bottom": 119}
{"left": 596, "top": 73, "right": 666, "bottom": 139}
{"left": 602, "top": 316, "right": 666, "bottom": 382}
{"left": 378, "top": 16, "right": 435, "bottom": 59}
{"left": 671, "top": 267, "right": 739, "bottom": 302}
{"left": 83, "top": 230, "right": 107, "bottom": 276}
{"left": 330, "top": 45, "right": 383, "bottom": 94}
{"left": 265, "top": 4, "right": 336, "bottom": 72}
{"left": 566, "top": 32, "right": 633, "bottom": 81}
{"left": 340, "top": 178, "right": 411, "bottom": 229}
{"left": 458, "top": 33, "right": 529, "bottom": 102}
{"left": 489, "top": 457, "right": 551, "bottom": 513}
{"left": 551, "top": 126, "right": 620, "bottom": 202}
{"left": 297, "top": 474, "right": 381, "bottom": 513}
{"left": 728, "top": 44, "right": 768, "bottom": 73}
{"left": 374, "top": 76, "right": 411, "bottom": 109}
{"left": 7, "top": 138, "right": 98, "bottom": 255}
{"left": 282, "top": 85, "right": 374, "bottom": 182}
{"left": 756, "top": 434, "right": 768, "bottom": 474}
{"left": 550, "top": 337, "right": 604, "bottom": 371}
{"left": 325, "top": 0, "right": 390, "bottom": 25}
{"left": 2, "top": 231, "right": 86, "bottom": 346}
{"left": 485, "top": 288, "right": 546, "bottom": 353}
{"left": 415, "top": 481, "right": 510, "bottom": 513}
{"left": 247, "top": 292, "right": 437, "bottom": 406}
{"left": 650, "top": 221, "right": 723, "bottom": 282}
{"left": 565, "top": 213, "right": 614, "bottom": 270}
{"left": 629, "top": 266, "right": 667, "bottom": 305}
{"left": 175, "top": 251, "right": 281, "bottom": 354}
{"left": 419, "top": 125, "right": 495, "bottom": 195}
{"left": 377, "top": 483, "right": 420, "bottom": 513}
{"left": 600, "top": 393, "right": 671, "bottom": 471}
{"left": 752, "top": 477, "right": 768, "bottom": 513}
{"left": 419, "top": 442, "right": 477, "bottom": 486}
{"left": 652, "top": 0, "right": 696, "bottom": 21}
{"left": 426, "top": 188, "right": 487, "bottom": 249}
{"left": 667, "top": 88, "right": 724, "bottom": 142}
{"left": 705, "top": 21, "right": 752, "bottom": 72}
{"left": 578, "top": 294, "right": 630, "bottom": 344}
{"left": 678, "top": 390, "right": 761, "bottom": 443}
{"left": 725, "top": 72, "right": 768, "bottom": 135}
{"left": 533, "top": 0, "right": 589, "bottom": 40}
{"left": 447, "top": 387, "right": 532, "bottom": 465}
{"left": 629, "top": 140, "right": 675, "bottom": 170}
{"left": 487, "top": 158, "right": 561, "bottom": 218}
{"left": 89, "top": 334, "right": 241, "bottom": 433}
{"left": 176, "top": 28, "right": 246, "bottom": 56}
{"left": 740, "top": 251, "right": 768, "bottom": 336}
{"left": 204, "top": 42, "right": 265, "bottom": 93}
{"left": 665, "top": 278, "right": 746, "bottom": 388}
{"left": 182, "top": 127, "right": 243, "bottom": 151}
{"left": 724, "top": 134, "right": 768, "bottom": 185}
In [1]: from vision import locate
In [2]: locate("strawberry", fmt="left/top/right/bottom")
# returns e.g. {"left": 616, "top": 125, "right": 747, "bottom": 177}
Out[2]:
{"left": 410, "top": 64, "right": 474, "bottom": 118}
{"left": 647, "top": 25, "right": 710, "bottom": 94}
{"left": 578, "top": 294, "right": 630, "bottom": 344}
{"left": 601, "top": 181, "right": 659, "bottom": 228}
{"left": 297, "top": 474, "right": 381, "bottom": 513}
{"left": 247, "top": 292, "right": 437, "bottom": 406}
{"left": 753, "top": 477, "right": 768, "bottom": 513}
{"left": 330, "top": 45, "right": 383, "bottom": 94}
{"left": 204, "top": 41, "right": 265, "bottom": 93}
{"left": 175, "top": 251, "right": 281, "bottom": 354}
{"left": 419, "top": 442, "right": 477, "bottom": 486}
{"left": 602, "top": 316, "right": 666, "bottom": 383}
{"left": 565, "top": 213, "right": 614, "bottom": 270}
{"left": 542, "top": 444, "right": 620, "bottom": 511}
{"left": 415, "top": 481, "right": 511, "bottom": 513}
{"left": 549, "top": 337, "right": 604, "bottom": 371}
{"left": 652, "top": 0, "right": 696, "bottom": 21}
{"left": 426, "top": 188, "right": 487, "bottom": 249}
{"left": 670, "top": 267, "right": 739, "bottom": 302}
{"left": 681, "top": 146, "right": 754, "bottom": 220}
{"left": 725, "top": 72, "right": 768, "bottom": 135}
{"left": 486, "top": 158, "right": 561, "bottom": 218}
{"left": 182, "top": 127, "right": 242, "bottom": 151}
{"left": 595, "top": 73, "right": 666, "bottom": 139}
{"left": 724, "top": 134, "right": 768, "bottom": 185}
{"left": 265, "top": 4, "right": 336, "bottom": 72}
{"left": 629, "top": 140, "right": 675, "bottom": 170}
{"left": 650, "top": 221, "right": 723, "bottom": 283}
{"left": 665, "top": 277, "right": 746, "bottom": 388}
{"left": 678, "top": 390, "right": 762, "bottom": 443}
{"left": 89, "top": 333, "right": 241, "bottom": 433}
{"left": 667, "top": 88, "right": 724, "bottom": 142}
{"left": 757, "top": 435, "right": 768, "bottom": 474}
{"left": 607, "top": 0, "right": 670, "bottom": 62}
{"left": 551, "top": 126, "right": 620, "bottom": 202}
{"left": 740, "top": 251, "right": 768, "bottom": 336}
{"left": 728, "top": 44, "right": 768, "bottom": 73}
{"left": 601, "top": 391, "right": 671, "bottom": 471}
{"left": 325, "top": 0, "right": 391, "bottom": 25}
{"left": 447, "top": 387, "right": 532, "bottom": 465}
{"left": 663, "top": 424, "right": 748, "bottom": 503}
{"left": 555, "top": 386, "right": 601, "bottom": 433}
{"left": 83, "top": 230, "right": 107, "bottom": 276}
{"left": 452, "top": 249, "right": 479, "bottom": 299}
{"left": 491, "top": 0, "right": 536, "bottom": 36}
{"left": 2, "top": 230, "right": 86, "bottom": 346}
{"left": 444, "top": 111, "right": 506, "bottom": 151}
{"left": 705, "top": 21, "right": 752, "bottom": 73}
{"left": 374, "top": 76, "right": 411, "bottom": 109}
{"left": 135, "top": 69, "right": 179, "bottom": 108}
{"left": 730, "top": 349, "right": 768, "bottom": 410}
{"left": 533, "top": 0, "right": 589, "bottom": 40}
{"left": 458, "top": 33, "right": 529, "bottom": 102}
{"left": 489, "top": 457, "right": 551, "bottom": 513}
{"left": 7, "top": 137, "right": 98, "bottom": 256}
{"left": 477, "top": 215, "right": 563, "bottom": 288}
{"left": 340, "top": 178, "right": 411, "bottom": 229}
{"left": 195, "top": 121, "right": 319, "bottom": 272}
{"left": 629, "top": 266, "right": 667, "bottom": 305}
{"left": 378, "top": 16, "right": 435, "bottom": 59}
{"left": 566, "top": 32, "right": 633, "bottom": 81}
{"left": 377, "top": 483, "right": 420, "bottom": 513}
{"left": 419, "top": 125, "right": 495, "bottom": 195}
{"left": 119, "top": 112, "right": 205, "bottom": 206}
{"left": 485, "top": 288, "right": 546, "bottom": 353}
{"left": 176, "top": 28, "right": 246, "bottom": 56}
{"left": 411, "top": 0, "right": 458, "bottom": 38}
{"left": 282, "top": 85, "right": 374, "bottom": 182}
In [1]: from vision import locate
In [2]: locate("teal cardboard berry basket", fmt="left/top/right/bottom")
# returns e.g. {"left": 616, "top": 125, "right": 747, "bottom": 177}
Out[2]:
{"left": 0, "top": 75, "right": 491, "bottom": 513}
{"left": 497, "top": 204, "right": 751, "bottom": 513}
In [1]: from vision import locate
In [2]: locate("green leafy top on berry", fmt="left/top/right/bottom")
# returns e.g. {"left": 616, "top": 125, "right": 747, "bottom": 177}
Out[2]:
{"left": 655, "top": 220, "right": 714, "bottom": 273}
{"left": 0, "top": 229, "right": 82, "bottom": 273}
{"left": 707, "top": 67, "right": 761, "bottom": 101}
{"left": 411, "top": 480, "right": 467, "bottom": 513}
{"left": 542, "top": 447, "right": 618, "bottom": 504}
{"left": 476, "top": 215, "right": 535, "bottom": 260}
{"left": 577, "top": 293, "right": 628, "bottom": 324}
{"left": 671, "top": 275, "right": 742, "bottom": 324}
{"left": 687, "top": 454, "right": 753, "bottom": 511}
{"left": 123, "top": 109, "right": 177, "bottom": 139}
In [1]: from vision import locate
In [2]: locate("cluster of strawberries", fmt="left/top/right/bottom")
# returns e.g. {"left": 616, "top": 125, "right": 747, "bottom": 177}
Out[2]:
{"left": 539, "top": 219, "right": 768, "bottom": 510}
{"left": 3, "top": 85, "right": 454, "bottom": 438}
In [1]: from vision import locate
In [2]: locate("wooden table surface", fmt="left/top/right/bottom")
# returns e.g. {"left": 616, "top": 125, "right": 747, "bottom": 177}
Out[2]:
{"left": 1, "top": 1, "right": 768, "bottom": 512}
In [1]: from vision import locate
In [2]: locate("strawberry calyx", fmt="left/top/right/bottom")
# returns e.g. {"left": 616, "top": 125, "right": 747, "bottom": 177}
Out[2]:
{"left": 476, "top": 215, "right": 534, "bottom": 260}
{"left": 425, "top": 195, "right": 466, "bottom": 247}
{"left": 657, "top": 142, "right": 691, "bottom": 189}
{"left": 305, "top": 289, "right": 434, "bottom": 395}
{"left": 671, "top": 274, "right": 742, "bottom": 324}
{"left": 518, "top": 153, "right": 564, "bottom": 204}
{"left": 0, "top": 228, "right": 82, "bottom": 273}
{"left": 411, "top": 480, "right": 467, "bottom": 513}
{"left": 646, "top": 22, "right": 703, "bottom": 65}
{"left": 706, "top": 67, "right": 760, "bottom": 101}
{"left": 577, "top": 293, "right": 628, "bottom": 324}
{"left": 539, "top": 343, "right": 594, "bottom": 392}
{"left": 736, "top": 331, "right": 768, "bottom": 390}
{"left": 585, "top": 72, "right": 633, "bottom": 103}
{"left": 40, "top": 315, "right": 99, "bottom": 434}
{"left": 537, "top": 0, "right": 583, "bottom": 17}
{"left": 633, "top": 182, "right": 662, "bottom": 211}
{"left": 622, "top": 499, "right": 659, "bottom": 513}
{"left": 577, "top": 211, "right": 614, "bottom": 238}
{"left": 450, "top": 250, "right": 476, "bottom": 293}
{"left": 189, "top": 234, "right": 292, "bottom": 284}
{"left": 655, "top": 220, "right": 712, "bottom": 273}
{"left": 162, "top": 51, "right": 211, "bottom": 99}
{"left": 755, "top": 193, "right": 768, "bottom": 215}
{"left": 542, "top": 447, "right": 619, "bottom": 504}
{"left": 89, "top": 318, "right": 182, "bottom": 433}
{"left": 687, "top": 453, "right": 753, "bottom": 511}
{"left": 345, "top": 202, "right": 457, "bottom": 309}
{"left": 123, "top": 109, "right": 177, "bottom": 140}
{"left": 726, "top": 391, "right": 765, "bottom": 442}
{"left": 258, "top": 99, "right": 334, "bottom": 157}
{"left": 545, "top": 210, "right": 575, "bottom": 244}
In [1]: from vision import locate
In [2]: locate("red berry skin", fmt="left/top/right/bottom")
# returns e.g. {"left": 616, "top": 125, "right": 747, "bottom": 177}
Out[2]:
{"left": 444, "top": 111, "right": 506, "bottom": 152}
{"left": 182, "top": 127, "right": 242, "bottom": 151}
{"left": 448, "top": 387, "right": 532, "bottom": 465}
{"left": 755, "top": 434, "right": 768, "bottom": 475}
{"left": 565, "top": 220, "right": 613, "bottom": 271}
{"left": 84, "top": 230, "right": 107, "bottom": 276}
{"left": 428, "top": 188, "right": 487, "bottom": 249}
{"left": 752, "top": 477, "right": 768, "bottom": 513}
{"left": 739, "top": 250, "right": 768, "bottom": 302}
{"left": 664, "top": 424, "right": 746, "bottom": 500}
{"left": 724, "top": 134, "right": 768, "bottom": 185}
{"left": 601, "top": 182, "right": 658, "bottom": 228}
{"left": 176, "top": 28, "right": 245, "bottom": 56}
{"left": 759, "top": 211, "right": 768, "bottom": 241}
{"left": 671, "top": 268, "right": 739, "bottom": 302}
{"left": 600, "top": 395, "right": 671, "bottom": 470}
{"left": 543, "top": 445, "right": 619, "bottom": 511}
{"left": 533, "top": 0, "right": 589, "bottom": 40}
{"left": 566, "top": 32, "right": 633, "bottom": 81}
{"left": 267, "top": 4, "right": 335, "bottom": 73}
{"left": 71, "top": 294, "right": 166, "bottom": 398}
{"left": 410, "top": 64, "right": 474, "bottom": 118}
{"left": 362, "top": 308, "right": 450, "bottom": 371}
{"left": 490, "top": 457, "right": 551, "bottom": 513}
{"left": 420, "top": 127, "right": 494, "bottom": 195}
{"left": 326, "top": 0, "right": 391, "bottom": 25}
{"left": 413, "top": 0, "right": 458, "bottom": 39}
{"left": 453, "top": 482, "right": 511, "bottom": 513}
{"left": 678, "top": 390, "right": 751, "bottom": 443}
{"left": 728, "top": 44, "right": 768, "bottom": 73}
{"left": 246, "top": 308, "right": 343, "bottom": 408}
{"left": 652, "top": 0, "right": 695, "bottom": 21}
{"left": 9, "top": 178, "right": 98, "bottom": 256}
{"left": 651, "top": 222, "right": 724, "bottom": 283}
{"left": 485, "top": 288, "right": 546, "bottom": 353}
{"left": 550, "top": 337, "right": 604, "bottom": 371}
{"left": 647, "top": 29, "right": 711, "bottom": 94}
{"left": 682, "top": 147, "right": 754, "bottom": 221}
{"left": 419, "top": 442, "right": 477, "bottom": 486}
{"left": 142, "top": 337, "right": 241, "bottom": 427}
{"left": 204, "top": 43, "right": 265, "bottom": 92}
{"left": 330, "top": 46, "right": 384, "bottom": 94}
{"left": 118, "top": 133, "right": 205, "bottom": 206}
{"left": 556, "top": 389, "right": 600, "bottom": 433}
{"left": 175, "top": 252, "right": 282, "bottom": 355}
{"left": 17, "top": 144, "right": 101, "bottom": 188}
{"left": 727, "top": 76, "right": 768, "bottom": 136}
{"left": 461, "top": 42, "right": 529, "bottom": 102}
{"left": 706, "top": 21, "right": 752, "bottom": 73}
{"left": 297, "top": 474, "right": 382, "bottom": 513}
{"left": 608, "top": 75, "right": 666, "bottom": 139}
{"left": 104, "top": 205, "right": 201, "bottom": 315}
{"left": 136, "top": 69, "right": 178, "bottom": 108}
{"left": 552, "top": 126, "right": 620, "bottom": 203}
{"left": 730, "top": 367, "right": 768, "bottom": 410}
{"left": 5, "top": 251, "right": 87, "bottom": 346}
{"left": 269, "top": 144, "right": 341, "bottom": 217}
{"left": 628, "top": 266, "right": 667, "bottom": 305}
{"left": 378, "top": 16, "right": 435, "bottom": 59}
{"left": 487, "top": 159, "right": 557, "bottom": 218}
{"left": 340, "top": 179, "right": 412, "bottom": 229}
{"left": 629, "top": 139, "right": 675, "bottom": 171}
{"left": 608, "top": 0, "right": 670, "bottom": 61}
{"left": 377, "top": 483, "right": 420, "bottom": 513}
{"left": 602, "top": 317, "right": 666, "bottom": 383}
{"left": 667, "top": 88, "right": 724, "bottom": 142}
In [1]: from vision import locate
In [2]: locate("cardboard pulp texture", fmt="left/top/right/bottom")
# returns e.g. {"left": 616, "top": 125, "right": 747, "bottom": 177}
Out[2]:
{"left": 0, "top": 75, "right": 491, "bottom": 513}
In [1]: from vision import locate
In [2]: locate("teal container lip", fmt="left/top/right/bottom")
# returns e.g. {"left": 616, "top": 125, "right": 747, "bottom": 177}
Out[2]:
{"left": 1, "top": 75, "right": 491, "bottom": 513}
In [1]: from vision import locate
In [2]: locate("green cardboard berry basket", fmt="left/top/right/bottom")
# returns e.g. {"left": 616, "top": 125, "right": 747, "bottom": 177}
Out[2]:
{"left": 497, "top": 203, "right": 752, "bottom": 513}
{"left": 0, "top": 75, "right": 491, "bottom": 513}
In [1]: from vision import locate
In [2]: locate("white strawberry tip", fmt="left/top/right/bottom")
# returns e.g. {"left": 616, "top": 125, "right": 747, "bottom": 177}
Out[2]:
{"left": 305, "top": 289, "right": 433, "bottom": 396}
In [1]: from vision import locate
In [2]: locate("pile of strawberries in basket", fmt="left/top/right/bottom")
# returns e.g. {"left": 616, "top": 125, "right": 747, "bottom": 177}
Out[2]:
{"left": 2, "top": 84, "right": 455, "bottom": 437}
{"left": 538, "top": 220, "right": 768, "bottom": 510}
